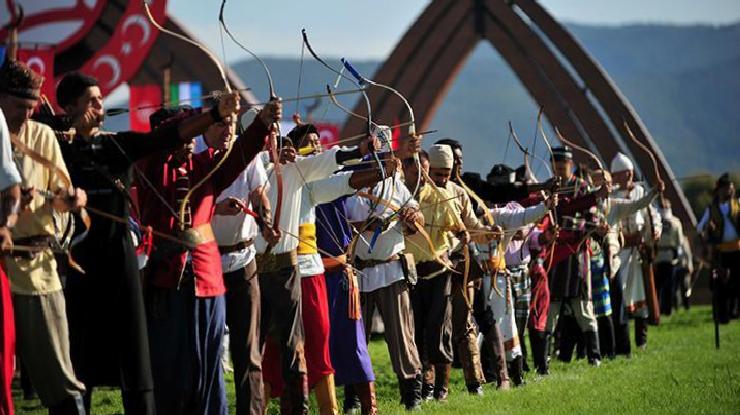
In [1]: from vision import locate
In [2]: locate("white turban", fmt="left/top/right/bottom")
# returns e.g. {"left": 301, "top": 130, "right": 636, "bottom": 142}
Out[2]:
{"left": 428, "top": 144, "right": 454, "bottom": 169}
{"left": 610, "top": 152, "right": 634, "bottom": 173}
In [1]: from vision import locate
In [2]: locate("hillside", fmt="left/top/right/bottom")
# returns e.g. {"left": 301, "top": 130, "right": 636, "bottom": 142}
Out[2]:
{"left": 230, "top": 22, "right": 740, "bottom": 178}
{"left": 106, "top": 22, "right": 740, "bottom": 178}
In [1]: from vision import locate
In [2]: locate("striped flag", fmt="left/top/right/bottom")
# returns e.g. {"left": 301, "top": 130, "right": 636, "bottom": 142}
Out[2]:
{"left": 169, "top": 81, "right": 202, "bottom": 108}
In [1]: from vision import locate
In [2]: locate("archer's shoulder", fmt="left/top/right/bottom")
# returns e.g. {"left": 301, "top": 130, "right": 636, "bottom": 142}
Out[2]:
{"left": 19, "top": 120, "right": 58, "bottom": 150}
{"left": 447, "top": 181, "right": 466, "bottom": 195}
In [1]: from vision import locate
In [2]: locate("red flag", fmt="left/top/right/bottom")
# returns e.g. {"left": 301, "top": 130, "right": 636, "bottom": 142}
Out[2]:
{"left": 129, "top": 85, "right": 162, "bottom": 132}
{"left": 17, "top": 48, "right": 56, "bottom": 107}
{"left": 391, "top": 117, "right": 401, "bottom": 151}
{"left": 315, "top": 123, "right": 341, "bottom": 148}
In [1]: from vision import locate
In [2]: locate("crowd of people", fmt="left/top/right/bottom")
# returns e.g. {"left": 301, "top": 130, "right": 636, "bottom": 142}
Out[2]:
{"left": 0, "top": 55, "right": 737, "bottom": 415}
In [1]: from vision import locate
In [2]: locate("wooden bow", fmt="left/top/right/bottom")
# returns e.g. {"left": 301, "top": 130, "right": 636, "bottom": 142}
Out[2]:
{"left": 144, "top": 0, "right": 237, "bottom": 231}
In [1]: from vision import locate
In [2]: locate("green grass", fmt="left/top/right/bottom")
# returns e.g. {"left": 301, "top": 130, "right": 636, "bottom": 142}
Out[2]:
{"left": 13, "top": 306, "right": 740, "bottom": 414}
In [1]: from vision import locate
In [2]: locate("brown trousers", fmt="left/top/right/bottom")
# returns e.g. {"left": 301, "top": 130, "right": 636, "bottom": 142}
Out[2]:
{"left": 411, "top": 273, "right": 453, "bottom": 365}
{"left": 451, "top": 277, "right": 484, "bottom": 385}
{"left": 361, "top": 280, "right": 421, "bottom": 379}
{"left": 224, "top": 259, "right": 264, "bottom": 415}
{"left": 259, "top": 264, "right": 308, "bottom": 414}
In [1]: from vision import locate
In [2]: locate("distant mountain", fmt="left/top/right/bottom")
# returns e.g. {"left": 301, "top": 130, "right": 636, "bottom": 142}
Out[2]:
{"left": 107, "top": 22, "right": 740, "bottom": 178}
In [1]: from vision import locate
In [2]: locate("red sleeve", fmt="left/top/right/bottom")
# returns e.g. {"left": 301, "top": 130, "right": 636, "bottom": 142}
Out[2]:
{"left": 210, "top": 117, "right": 269, "bottom": 194}
{"left": 558, "top": 192, "right": 597, "bottom": 217}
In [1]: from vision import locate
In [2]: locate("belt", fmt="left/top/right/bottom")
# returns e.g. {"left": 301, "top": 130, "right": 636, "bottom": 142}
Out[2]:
{"left": 416, "top": 259, "right": 446, "bottom": 278}
{"left": 256, "top": 250, "right": 297, "bottom": 274}
{"left": 718, "top": 239, "right": 740, "bottom": 253}
{"left": 354, "top": 255, "right": 398, "bottom": 270}
{"left": 218, "top": 238, "right": 254, "bottom": 255}
{"left": 178, "top": 223, "right": 216, "bottom": 247}
{"left": 622, "top": 232, "right": 643, "bottom": 248}
{"left": 4, "top": 235, "right": 54, "bottom": 259}
{"left": 322, "top": 254, "right": 347, "bottom": 274}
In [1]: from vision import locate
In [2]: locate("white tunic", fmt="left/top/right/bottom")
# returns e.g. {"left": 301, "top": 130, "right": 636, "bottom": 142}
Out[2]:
{"left": 255, "top": 147, "right": 343, "bottom": 255}
{"left": 296, "top": 172, "right": 354, "bottom": 278}
{"left": 614, "top": 183, "right": 661, "bottom": 317}
{"left": 212, "top": 156, "right": 268, "bottom": 273}
{"left": 345, "top": 175, "right": 416, "bottom": 292}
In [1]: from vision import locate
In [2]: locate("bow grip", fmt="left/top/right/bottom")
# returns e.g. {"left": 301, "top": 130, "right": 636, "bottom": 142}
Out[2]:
{"left": 341, "top": 58, "right": 366, "bottom": 86}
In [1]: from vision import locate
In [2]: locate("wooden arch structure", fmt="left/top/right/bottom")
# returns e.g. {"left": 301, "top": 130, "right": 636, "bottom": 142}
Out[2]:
{"left": 342, "top": 0, "right": 696, "bottom": 228}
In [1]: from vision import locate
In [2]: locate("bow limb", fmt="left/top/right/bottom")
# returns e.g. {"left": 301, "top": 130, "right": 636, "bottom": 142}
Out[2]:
{"left": 9, "top": 135, "right": 91, "bottom": 273}
{"left": 341, "top": 58, "right": 418, "bottom": 210}
{"left": 143, "top": 1, "right": 237, "bottom": 231}
{"left": 508, "top": 121, "right": 529, "bottom": 157}
{"left": 554, "top": 127, "right": 605, "bottom": 172}
{"left": 623, "top": 121, "right": 664, "bottom": 191}
{"left": 301, "top": 31, "right": 384, "bottom": 232}
{"left": 537, "top": 111, "right": 554, "bottom": 162}
{"left": 218, "top": 0, "right": 282, "bottom": 239}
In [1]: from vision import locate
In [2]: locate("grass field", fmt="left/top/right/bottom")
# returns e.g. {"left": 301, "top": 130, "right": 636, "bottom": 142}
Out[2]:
{"left": 13, "top": 306, "right": 740, "bottom": 414}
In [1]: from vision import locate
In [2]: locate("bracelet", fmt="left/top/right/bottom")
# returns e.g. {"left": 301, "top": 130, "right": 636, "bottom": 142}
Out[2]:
{"left": 209, "top": 105, "right": 223, "bottom": 123}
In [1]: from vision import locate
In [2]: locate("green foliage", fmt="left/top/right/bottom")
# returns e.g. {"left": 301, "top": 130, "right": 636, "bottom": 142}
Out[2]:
{"left": 13, "top": 307, "right": 740, "bottom": 414}
{"left": 681, "top": 172, "right": 740, "bottom": 218}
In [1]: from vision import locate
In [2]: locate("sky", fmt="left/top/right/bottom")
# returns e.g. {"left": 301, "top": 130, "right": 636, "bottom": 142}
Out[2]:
{"left": 171, "top": 0, "right": 740, "bottom": 62}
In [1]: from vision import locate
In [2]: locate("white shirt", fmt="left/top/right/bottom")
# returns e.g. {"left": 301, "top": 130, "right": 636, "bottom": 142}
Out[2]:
{"left": 212, "top": 155, "right": 268, "bottom": 273}
{"left": 0, "top": 109, "right": 22, "bottom": 191}
{"left": 697, "top": 200, "right": 740, "bottom": 242}
{"left": 255, "top": 147, "right": 343, "bottom": 254}
{"left": 345, "top": 175, "right": 417, "bottom": 292}
{"left": 478, "top": 202, "right": 547, "bottom": 266}
{"left": 296, "top": 172, "right": 354, "bottom": 278}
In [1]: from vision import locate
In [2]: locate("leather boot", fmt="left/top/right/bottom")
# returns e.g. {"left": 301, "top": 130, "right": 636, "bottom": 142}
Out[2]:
{"left": 48, "top": 394, "right": 86, "bottom": 415}
{"left": 529, "top": 330, "right": 549, "bottom": 376}
{"left": 584, "top": 330, "right": 602, "bottom": 367}
{"left": 635, "top": 317, "right": 648, "bottom": 349}
{"left": 314, "top": 374, "right": 338, "bottom": 415}
{"left": 508, "top": 356, "right": 525, "bottom": 387}
{"left": 280, "top": 374, "right": 309, "bottom": 415}
{"left": 557, "top": 316, "right": 579, "bottom": 363}
{"left": 354, "top": 381, "right": 378, "bottom": 415}
{"left": 421, "top": 365, "right": 434, "bottom": 401}
{"left": 482, "top": 324, "right": 510, "bottom": 390}
{"left": 433, "top": 364, "right": 451, "bottom": 401}
{"left": 343, "top": 384, "right": 360, "bottom": 414}
{"left": 399, "top": 374, "right": 422, "bottom": 411}
{"left": 457, "top": 328, "right": 485, "bottom": 393}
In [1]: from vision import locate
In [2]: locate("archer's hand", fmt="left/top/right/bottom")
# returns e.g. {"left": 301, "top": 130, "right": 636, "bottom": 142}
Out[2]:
{"left": 398, "top": 134, "right": 421, "bottom": 159}
{"left": 485, "top": 225, "right": 503, "bottom": 242}
{"left": 657, "top": 181, "right": 666, "bottom": 194}
{"left": 0, "top": 227, "right": 12, "bottom": 251}
{"left": 262, "top": 226, "right": 281, "bottom": 246}
{"left": 384, "top": 158, "right": 401, "bottom": 177}
{"left": 52, "top": 187, "right": 87, "bottom": 212}
{"left": 545, "top": 193, "right": 559, "bottom": 210}
{"left": 400, "top": 207, "right": 422, "bottom": 231}
{"left": 218, "top": 91, "right": 241, "bottom": 120}
{"left": 259, "top": 98, "right": 283, "bottom": 126}
{"left": 597, "top": 183, "right": 612, "bottom": 199}
{"left": 73, "top": 108, "right": 103, "bottom": 136}
{"left": 457, "top": 230, "right": 470, "bottom": 245}
{"left": 20, "top": 187, "right": 34, "bottom": 211}
{"left": 359, "top": 135, "right": 381, "bottom": 157}
{"left": 215, "top": 197, "right": 246, "bottom": 216}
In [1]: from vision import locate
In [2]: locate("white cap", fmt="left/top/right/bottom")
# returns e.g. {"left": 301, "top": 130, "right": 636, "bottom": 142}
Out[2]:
{"left": 428, "top": 144, "right": 454, "bottom": 169}
{"left": 610, "top": 152, "right": 634, "bottom": 173}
